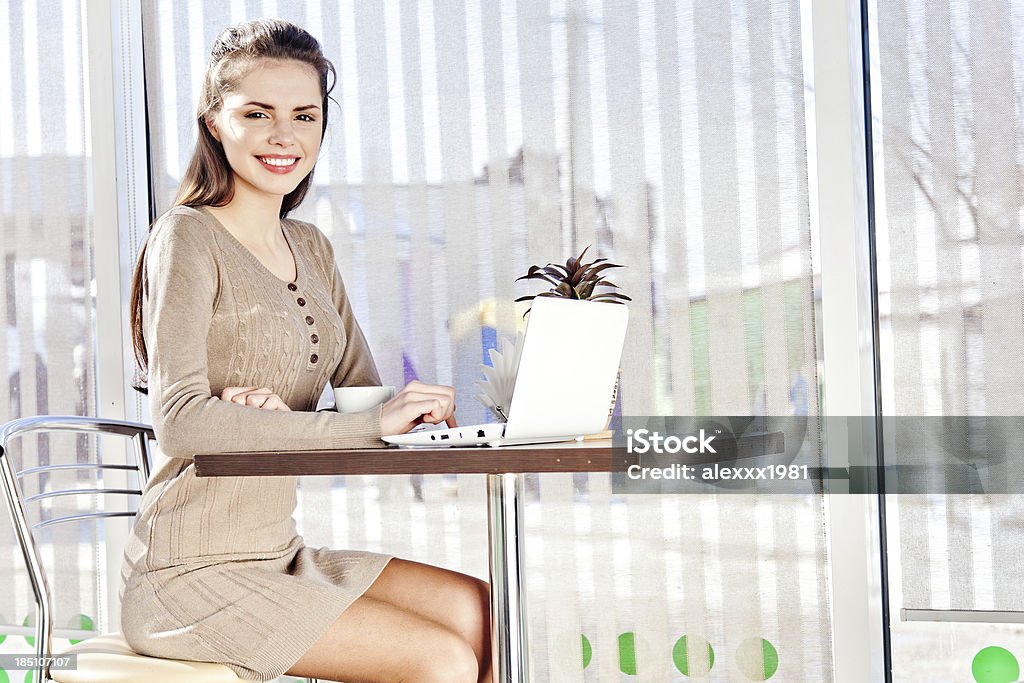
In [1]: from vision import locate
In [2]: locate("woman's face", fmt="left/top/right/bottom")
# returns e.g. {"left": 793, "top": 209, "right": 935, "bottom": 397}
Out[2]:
{"left": 206, "top": 59, "right": 323, "bottom": 203}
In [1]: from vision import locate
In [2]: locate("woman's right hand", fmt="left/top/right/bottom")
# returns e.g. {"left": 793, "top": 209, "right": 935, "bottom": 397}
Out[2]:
{"left": 380, "top": 380, "right": 457, "bottom": 435}
{"left": 219, "top": 386, "right": 291, "bottom": 411}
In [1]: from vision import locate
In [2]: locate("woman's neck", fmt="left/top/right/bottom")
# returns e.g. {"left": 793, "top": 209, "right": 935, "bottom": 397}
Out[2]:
{"left": 207, "top": 184, "right": 285, "bottom": 246}
{"left": 204, "top": 185, "right": 297, "bottom": 282}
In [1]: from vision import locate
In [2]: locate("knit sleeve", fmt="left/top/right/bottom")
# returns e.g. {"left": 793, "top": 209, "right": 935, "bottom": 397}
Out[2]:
{"left": 144, "top": 210, "right": 385, "bottom": 459}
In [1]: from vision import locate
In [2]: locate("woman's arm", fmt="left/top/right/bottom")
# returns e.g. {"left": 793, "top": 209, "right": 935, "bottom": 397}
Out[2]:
{"left": 144, "top": 212, "right": 384, "bottom": 459}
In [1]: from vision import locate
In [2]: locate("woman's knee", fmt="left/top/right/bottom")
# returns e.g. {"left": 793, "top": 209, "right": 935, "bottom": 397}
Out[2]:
{"left": 447, "top": 576, "right": 491, "bottom": 636}
{"left": 406, "top": 629, "right": 479, "bottom": 683}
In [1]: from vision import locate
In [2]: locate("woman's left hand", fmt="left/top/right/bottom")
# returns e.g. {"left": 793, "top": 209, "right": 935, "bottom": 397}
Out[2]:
{"left": 219, "top": 386, "right": 292, "bottom": 411}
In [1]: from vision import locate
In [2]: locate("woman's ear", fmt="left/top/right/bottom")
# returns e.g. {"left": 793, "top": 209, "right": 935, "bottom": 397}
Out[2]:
{"left": 204, "top": 116, "right": 220, "bottom": 142}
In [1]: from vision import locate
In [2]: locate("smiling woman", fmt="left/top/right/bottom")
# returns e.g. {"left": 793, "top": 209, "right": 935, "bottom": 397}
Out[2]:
{"left": 119, "top": 18, "right": 490, "bottom": 683}
{"left": 201, "top": 61, "right": 325, "bottom": 282}
{"left": 205, "top": 63, "right": 322, "bottom": 203}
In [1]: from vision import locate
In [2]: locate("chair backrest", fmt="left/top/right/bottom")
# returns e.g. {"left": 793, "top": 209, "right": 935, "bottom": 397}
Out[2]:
{"left": 0, "top": 416, "right": 155, "bottom": 682}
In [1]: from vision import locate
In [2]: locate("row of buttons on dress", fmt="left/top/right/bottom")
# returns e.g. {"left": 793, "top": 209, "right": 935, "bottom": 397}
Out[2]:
{"left": 288, "top": 282, "right": 319, "bottom": 364}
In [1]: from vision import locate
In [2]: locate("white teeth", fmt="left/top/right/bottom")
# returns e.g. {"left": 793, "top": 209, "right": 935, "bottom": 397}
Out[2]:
{"left": 259, "top": 157, "right": 298, "bottom": 167}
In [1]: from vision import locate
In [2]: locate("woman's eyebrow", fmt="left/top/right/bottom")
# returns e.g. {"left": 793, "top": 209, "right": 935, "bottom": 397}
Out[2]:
{"left": 242, "top": 101, "right": 321, "bottom": 112}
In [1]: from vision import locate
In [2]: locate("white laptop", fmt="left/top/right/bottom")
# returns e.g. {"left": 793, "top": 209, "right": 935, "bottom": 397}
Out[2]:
{"left": 382, "top": 297, "right": 629, "bottom": 447}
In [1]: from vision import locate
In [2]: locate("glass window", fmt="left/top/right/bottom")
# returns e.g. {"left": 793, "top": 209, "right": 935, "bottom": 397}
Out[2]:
{"left": 871, "top": 0, "right": 1024, "bottom": 677}
{"left": 140, "top": 0, "right": 829, "bottom": 678}
{"left": 0, "top": 0, "right": 104, "bottom": 655}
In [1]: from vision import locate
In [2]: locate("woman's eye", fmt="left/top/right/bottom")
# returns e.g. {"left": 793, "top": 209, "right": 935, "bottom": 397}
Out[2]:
{"left": 245, "top": 111, "right": 269, "bottom": 119}
{"left": 297, "top": 114, "right": 316, "bottom": 122}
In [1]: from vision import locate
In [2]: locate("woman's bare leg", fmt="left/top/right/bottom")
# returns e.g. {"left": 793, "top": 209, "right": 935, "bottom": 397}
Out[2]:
{"left": 365, "top": 559, "right": 493, "bottom": 683}
{"left": 285, "top": 594, "right": 478, "bottom": 683}
{"left": 286, "top": 559, "right": 493, "bottom": 683}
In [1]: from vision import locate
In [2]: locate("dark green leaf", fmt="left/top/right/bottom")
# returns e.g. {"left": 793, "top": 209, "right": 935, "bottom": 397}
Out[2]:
{"left": 585, "top": 261, "right": 624, "bottom": 274}
{"left": 545, "top": 263, "right": 570, "bottom": 278}
{"left": 516, "top": 272, "right": 560, "bottom": 286}
{"left": 555, "top": 282, "right": 575, "bottom": 298}
{"left": 590, "top": 292, "right": 632, "bottom": 302}
{"left": 578, "top": 280, "right": 597, "bottom": 299}
{"left": 577, "top": 258, "right": 608, "bottom": 275}
{"left": 543, "top": 265, "right": 569, "bottom": 280}
{"left": 571, "top": 266, "right": 593, "bottom": 286}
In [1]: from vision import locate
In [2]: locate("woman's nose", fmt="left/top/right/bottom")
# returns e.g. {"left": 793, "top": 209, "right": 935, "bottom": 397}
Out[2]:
{"left": 268, "top": 119, "right": 295, "bottom": 145}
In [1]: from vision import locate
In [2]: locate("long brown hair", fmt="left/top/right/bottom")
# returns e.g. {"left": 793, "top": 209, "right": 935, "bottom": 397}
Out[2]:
{"left": 129, "top": 19, "right": 336, "bottom": 391}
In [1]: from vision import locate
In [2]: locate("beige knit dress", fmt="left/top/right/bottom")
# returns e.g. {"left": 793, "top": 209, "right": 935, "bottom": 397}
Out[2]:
{"left": 119, "top": 206, "right": 393, "bottom": 681}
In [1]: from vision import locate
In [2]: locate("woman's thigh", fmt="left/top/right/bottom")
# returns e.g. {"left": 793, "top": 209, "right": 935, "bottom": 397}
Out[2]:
{"left": 365, "top": 558, "right": 491, "bottom": 653}
{"left": 285, "top": 593, "right": 478, "bottom": 683}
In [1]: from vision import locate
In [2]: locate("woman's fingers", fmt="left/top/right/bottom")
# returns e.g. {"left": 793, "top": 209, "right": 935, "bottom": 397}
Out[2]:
{"left": 219, "top": 387, "right": 291, "bottom": 411}
{"left": 404, "top": 397, "right": 457, "bottom": 425}
{"left": 399, "top": 391, "right": 454, "bottom": 418}
{"left": 244, "top": 392, "right": 271, "bottom": 409}
{"left": 259, "top": 393, "right": 291, "bottom": 411}
{"left": 220, "top": 386, "right": 256, "bottom": 402}
{"left": 389, "top": 385, "right": 454, "bottom": 408}
{"left": 263, "top": 394, "right": 291, "bottom": 411}
{"left": 380, "top": 382, "right": 458, "bottom": 435}
{"left": 401, "top": 387, "right": 457, "bottom": 423}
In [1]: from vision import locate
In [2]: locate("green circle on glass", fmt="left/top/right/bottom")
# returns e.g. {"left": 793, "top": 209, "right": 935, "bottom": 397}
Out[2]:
{"left": 67, "top": 614, "right": 95, "bottom": 645}
{"left": 972, "top": 646, "right": 1020, "bottom": 683}
{"left": 0, "top": 667, "right": 8, "bottom": 683}
{"left": 736, "top": 637, "right": 779, "bottom": 680}
{"left": 618, "top": 632, "right": 637, "bottom": 675}
{"left": 581, "top": 634, "right": 592, "bottom": 669}
{"left": 673, "top": 635, "right": 715, "bottom": 676}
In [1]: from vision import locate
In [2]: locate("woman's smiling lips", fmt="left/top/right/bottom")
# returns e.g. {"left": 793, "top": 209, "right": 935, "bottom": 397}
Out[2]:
{"left": 256, "top": 155, "right": 301, "bottom": 174}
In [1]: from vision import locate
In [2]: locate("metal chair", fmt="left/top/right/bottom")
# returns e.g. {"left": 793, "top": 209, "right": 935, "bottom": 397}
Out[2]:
{"left": 0, "top": 416, "right": 323, "bottom": 683}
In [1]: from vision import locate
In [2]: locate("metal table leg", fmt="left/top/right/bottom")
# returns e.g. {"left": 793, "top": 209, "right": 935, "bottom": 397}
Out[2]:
{"left": 487, "top": 472, "right": 530, "bottom": 683}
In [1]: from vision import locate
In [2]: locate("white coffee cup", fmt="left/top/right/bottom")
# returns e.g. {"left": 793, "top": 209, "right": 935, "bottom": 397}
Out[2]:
{"left": 334, "top": 385, "right": 396, "bottom": 413}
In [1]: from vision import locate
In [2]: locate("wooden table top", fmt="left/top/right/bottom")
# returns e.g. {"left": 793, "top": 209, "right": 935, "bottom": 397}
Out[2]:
{"left": 193, "top": 440, "right": 621, "bottom": 477}
{"left": 192, "top": 431, "right": 784, "bottom": 478}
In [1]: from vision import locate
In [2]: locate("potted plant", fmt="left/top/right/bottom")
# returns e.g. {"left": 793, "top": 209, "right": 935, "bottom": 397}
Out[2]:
{"left": 476, "top": 246, "right": 630, "bottom": 424}
{"left": 514, "top": 245, "right": 631, "bottom": 314}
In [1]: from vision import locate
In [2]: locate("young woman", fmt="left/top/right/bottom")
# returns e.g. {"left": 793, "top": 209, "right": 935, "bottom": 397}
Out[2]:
{"left": 120, "top": 19, "right": 492, "bottom": 683}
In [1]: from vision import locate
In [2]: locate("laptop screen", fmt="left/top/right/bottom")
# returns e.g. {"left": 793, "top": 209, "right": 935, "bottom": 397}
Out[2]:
{"left": 504, "top": 297, "right": 629, "bottom": 440}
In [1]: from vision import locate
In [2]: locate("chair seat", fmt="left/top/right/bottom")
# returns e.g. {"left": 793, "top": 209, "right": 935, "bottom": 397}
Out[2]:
{"left": 51, "top": 632, "right": 244, "bottom": 683}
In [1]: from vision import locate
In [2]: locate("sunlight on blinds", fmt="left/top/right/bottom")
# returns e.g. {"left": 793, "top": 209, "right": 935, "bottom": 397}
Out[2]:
{"left": 873, "top": 0, "right": 1024, "bottom": 677}
{"left": 141, "top": 0, "right": 829, "bottom": 678}
{"left": 0, "top": 0, "right": 104, "bottom": 653}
